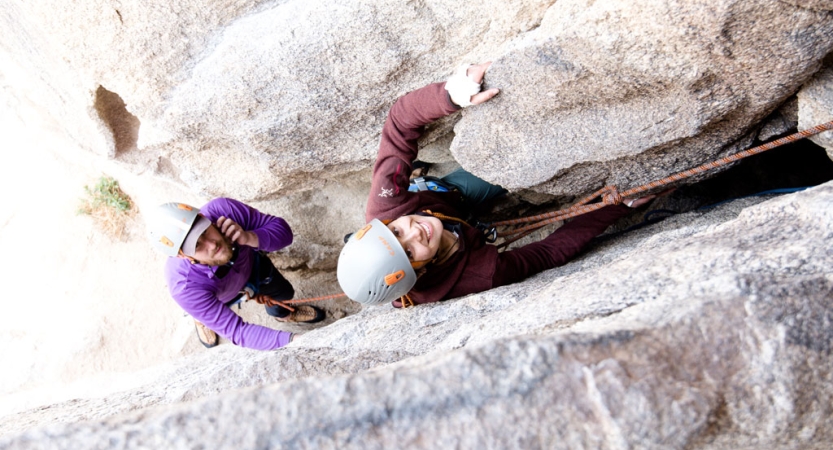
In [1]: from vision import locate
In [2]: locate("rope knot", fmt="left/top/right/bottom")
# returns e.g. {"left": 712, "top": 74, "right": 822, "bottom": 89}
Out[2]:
{"left": 601, "top": 187, "right": 623, "bottom": 205}
{"left": 243, "top": 290, "right": 296, "bottom": 312}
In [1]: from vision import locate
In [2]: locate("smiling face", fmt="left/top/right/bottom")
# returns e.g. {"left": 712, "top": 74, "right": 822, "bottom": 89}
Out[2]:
{"left": 190, "top": 224, "right": 234, "bottom": 266}
{"left": 386, "top": 214, "right": 443, "bottom": 263}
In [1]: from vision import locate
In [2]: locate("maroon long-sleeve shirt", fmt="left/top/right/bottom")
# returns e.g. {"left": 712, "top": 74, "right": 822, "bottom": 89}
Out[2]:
{"left": 366, "top": 83, "right": 629, "bottom": 306}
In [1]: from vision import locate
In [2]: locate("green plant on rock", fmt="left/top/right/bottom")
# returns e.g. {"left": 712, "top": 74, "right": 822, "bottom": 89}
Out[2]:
{"left": 78, "top": 175, "right": 135, "bottom": 238}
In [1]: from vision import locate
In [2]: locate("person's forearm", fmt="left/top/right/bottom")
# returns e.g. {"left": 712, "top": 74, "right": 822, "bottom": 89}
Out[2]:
{"left": 250, "top": 218, "right": 290, "bottom": 251}
{"left": 379, "top": 83, "right": 460, "bottom": 163}
{"left": 492, "top": 205, "right": 632, "bottom": 287}
{"left": 203, "top": 198, "right": 291, "bottom": 252}
{"left": 209, "top": 309, "right": 293, "bottom": 350}
{"left": 556, "top": 204, "right": 631, "bottom": 239}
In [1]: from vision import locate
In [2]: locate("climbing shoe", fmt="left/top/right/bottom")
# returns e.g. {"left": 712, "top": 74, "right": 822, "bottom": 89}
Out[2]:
{"left": 194, "top": 320, "right": 219, "bottom": 348}
{"left": 275, "top": 305, "right": 326, "bottom": 324}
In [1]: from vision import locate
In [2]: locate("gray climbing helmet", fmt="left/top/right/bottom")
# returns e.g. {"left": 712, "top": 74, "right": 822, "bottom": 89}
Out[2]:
{"left": 337, "top": 219, "right": 417, "bottom": 305}
{"left": 146, "top": 202, "right": 201, "bottom": 257}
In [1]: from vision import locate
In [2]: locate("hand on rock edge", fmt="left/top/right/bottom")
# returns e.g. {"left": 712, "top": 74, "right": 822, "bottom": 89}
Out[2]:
{"left": 467, "top": 62, "right": 500, "bottom": 106}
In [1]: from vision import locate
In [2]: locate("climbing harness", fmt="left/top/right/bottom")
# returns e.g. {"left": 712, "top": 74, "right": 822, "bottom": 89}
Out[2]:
{"left": 479, "top": 120, "right": 833, "bottom": 249}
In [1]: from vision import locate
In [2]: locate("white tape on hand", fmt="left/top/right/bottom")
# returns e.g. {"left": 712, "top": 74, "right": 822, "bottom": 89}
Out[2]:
{"left": 444, "top": 64, "right": 481, "bottom": 108}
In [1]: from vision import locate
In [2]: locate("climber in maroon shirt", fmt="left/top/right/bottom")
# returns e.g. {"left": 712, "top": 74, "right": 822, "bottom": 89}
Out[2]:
{"left": 337, "top": 62, "right": 655, "bottom": 308}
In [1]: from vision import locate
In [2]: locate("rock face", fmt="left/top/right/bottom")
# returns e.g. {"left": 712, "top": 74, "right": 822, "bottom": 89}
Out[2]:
{"left": 4, "top": 0, "right": 832, "bottom": 268}
{"left": 454, "top": 0, "right": 833, "bottom": 195}
{"left": 5, "top": 0, "right": 553, "bottom": 197}
{"left": 2, "top": 182, "right": 832, "bottom": 449}
{"left": 800, "top": 64, "right": 833, "bottom": 158}
{"left": 1, "top": 0, "right": 833, "bottom": 448}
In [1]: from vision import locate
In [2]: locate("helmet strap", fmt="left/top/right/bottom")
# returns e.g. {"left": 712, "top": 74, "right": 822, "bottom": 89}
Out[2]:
{"left": 177, "top": 249, "right": 197, "bottom": 264}
{"left": 420, "top": 210, "right": 468, "bottom": 227}
{"left": 411, "top": 258, "right": 433, "bottom": 270}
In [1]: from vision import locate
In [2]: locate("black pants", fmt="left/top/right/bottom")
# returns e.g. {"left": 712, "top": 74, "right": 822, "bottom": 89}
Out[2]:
{"left": 245, "top": 252, "right": 295, "bottom": 318}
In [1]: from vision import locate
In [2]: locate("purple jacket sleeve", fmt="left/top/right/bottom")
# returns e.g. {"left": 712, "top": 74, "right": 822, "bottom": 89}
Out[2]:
{"left": 166, "top": 270, "right": 293, "bottom": 350}
{"left": 201, "top": 198, "right": 293, "bottom": 252}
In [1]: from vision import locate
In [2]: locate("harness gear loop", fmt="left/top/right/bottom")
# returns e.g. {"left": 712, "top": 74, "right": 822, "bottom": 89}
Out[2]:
{"left": 408, "top": 176, "right": 454, "bottom": 193}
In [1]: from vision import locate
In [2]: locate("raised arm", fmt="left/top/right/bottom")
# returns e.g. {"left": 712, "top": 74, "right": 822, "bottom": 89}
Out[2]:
{"left": 366, "top": 62, "right": 499, "bottom": 221}
{"left": 201, "top": 198, "right": 293, "bottom": 252}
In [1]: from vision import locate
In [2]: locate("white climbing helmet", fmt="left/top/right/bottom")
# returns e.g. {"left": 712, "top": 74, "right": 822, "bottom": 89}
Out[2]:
{"left": 146, "top": 202, "right": 207, "bottom": 257}
{"left": 337, "top": 219, "right": 417, "bottom": 305}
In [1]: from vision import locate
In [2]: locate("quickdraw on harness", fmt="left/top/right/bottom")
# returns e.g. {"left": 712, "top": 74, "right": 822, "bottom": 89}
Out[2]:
{"left": 477, "top": 120, "right": 833, "bottom": 250}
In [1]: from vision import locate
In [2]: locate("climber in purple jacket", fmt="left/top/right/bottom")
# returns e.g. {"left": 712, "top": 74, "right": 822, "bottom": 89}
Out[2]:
{"left": 147, "top": 197, "right": 324, "bottom": 350}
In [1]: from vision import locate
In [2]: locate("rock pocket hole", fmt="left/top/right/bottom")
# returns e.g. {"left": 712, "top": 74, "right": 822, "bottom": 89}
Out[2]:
{"left": 601, "top": 136, "right": 833, "bottom": 237}
{"left": 675, "top": 137, "right": 833, "bottom": 205}
{"left": 94, "top": 85, "right": 140, "bottom": 157}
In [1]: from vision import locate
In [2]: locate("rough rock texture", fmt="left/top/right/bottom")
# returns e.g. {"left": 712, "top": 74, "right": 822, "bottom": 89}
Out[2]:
{"left": 3, "top": 0, "right": 832, "bottom": 273}
{"left": 2, "top": 0, "right": 833, "bottom": 448}
{"left": 2, "top": 182, "right": 832, "bottom": 449}
{"left": 799, "top": 63, "right": 833, "bottom": 158}
{"left": 454, "top": 0, "right": 833, "bottom": 195}
{"left": 5, "top": 0, "right": 552, "bottom": 197}
{"left": 1, "top": 0, "right": 555, "bottom": 274}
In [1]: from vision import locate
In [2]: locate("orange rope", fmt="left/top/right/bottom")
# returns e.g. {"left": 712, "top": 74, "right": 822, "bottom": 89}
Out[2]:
{"left": 244, "top": 291, "right": 347, "bottom": 311}
{"left": 485, "top": 120, "right": 833, "bottom": 246}
{"left": 620, "top": 120, "right": 833, "bottom": 198}
{"left": 400, "top": 294, "right": 415, "bottom": 308}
